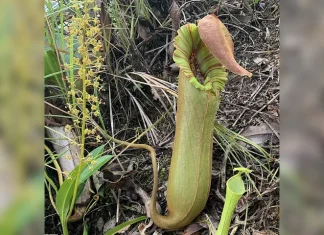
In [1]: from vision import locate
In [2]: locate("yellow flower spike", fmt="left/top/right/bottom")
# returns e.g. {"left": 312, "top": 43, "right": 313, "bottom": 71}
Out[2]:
{"left": 93, "top": 81, "right": 99, "bottom": 88}
{"left": 64, "top": 125, "right": 72, "bottom": 133}
{"left": 65, "top": 155, "right": 72, "bottom": 161}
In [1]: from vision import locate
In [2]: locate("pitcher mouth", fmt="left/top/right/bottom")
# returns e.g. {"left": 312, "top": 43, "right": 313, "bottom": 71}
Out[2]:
{"left": 173, "top": 23, "right": 228, "bottom": 94}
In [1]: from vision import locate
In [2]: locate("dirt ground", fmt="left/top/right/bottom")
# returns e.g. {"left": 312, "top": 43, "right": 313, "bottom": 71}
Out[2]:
{"left": 45, "top": 0, "right": 279, "bottom": 234}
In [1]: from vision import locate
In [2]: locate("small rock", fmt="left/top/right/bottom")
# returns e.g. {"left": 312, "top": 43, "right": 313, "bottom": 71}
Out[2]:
{"left": 96, "top": 217, "right": 104, "bottom": 232}
{"left": 103, "top": 217, "right": 117, "bottom": 233}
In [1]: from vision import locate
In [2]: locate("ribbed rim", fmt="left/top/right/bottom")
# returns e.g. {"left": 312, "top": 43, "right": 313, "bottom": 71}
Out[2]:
{"left": 173, "top": 23, "right": 228, "bottom": 94}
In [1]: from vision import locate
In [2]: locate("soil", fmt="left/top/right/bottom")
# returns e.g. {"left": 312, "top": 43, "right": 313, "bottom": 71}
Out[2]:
{"left": 45, "top": 0, "right": 280, "bottom": 234}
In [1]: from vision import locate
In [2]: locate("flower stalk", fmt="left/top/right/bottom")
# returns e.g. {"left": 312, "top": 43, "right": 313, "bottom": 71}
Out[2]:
{"left": 57, "top": 0, "right": 105, "bottom": 229}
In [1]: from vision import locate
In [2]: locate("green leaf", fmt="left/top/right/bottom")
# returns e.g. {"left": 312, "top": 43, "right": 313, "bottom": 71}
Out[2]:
{"left": 45, "top": 49, "right": 63, "bottom": 87}
{"left": 55, "top": 145, "right": 110, "bottom": 230}
{"left": 76, "top": 154, "right": 114, "bottom": 199}
{"left": 56, "top": 176, "right": 76, "bottom": 226}
{"left": 83, "top": 223, "right": 88, "bottom": 235}
{"left": 249, "top": 0, "right": 260, "bottom": 5}
{"left": 88, "top": 145, "right": 105, "bottom": 159}
{"left": 104, "top": 216, "right": 147, "bottom": 235}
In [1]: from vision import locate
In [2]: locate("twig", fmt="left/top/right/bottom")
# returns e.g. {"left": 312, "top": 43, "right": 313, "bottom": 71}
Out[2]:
{"left": 109, "top": 84, "right": 125, "bottom": 172}
{"left": 232, "top": 74, "right": 271, "bottom": 127}
{"left": 179, "top": 0, "right": 206, "bottom": 10}
{"left": 263, "top": 119, "right": 280, "bottom": 140}
{"left": 117, "top": 189, "right": 121, "bottom": 223}
{"left": 45, "top": 144, "right": 64, "bottom": 186}
{"left": 223, "top": 22, "right": 255, "bottom": 45}
{"left": 228, "top": 57, "right": 278, "bottom": 84}
{"left": 225, "top": 103, "right": 275, "bottom": 119}
{"left": 244, "top": 49, "right": 280, "bottom": 54}
{"left": 251, "top": 92, "right": 279, "bottom": 119}
{"left": 149, "top": 41, "right": 173, "bottom": 69}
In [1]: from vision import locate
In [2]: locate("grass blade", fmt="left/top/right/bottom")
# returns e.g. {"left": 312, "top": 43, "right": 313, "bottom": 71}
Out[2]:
{"left": 56, "top": 176, "right": 76, "bottom": 230}
{"left": 83, "top": 223, "right": 88, "bottom": 235}
{"left": 104, "top": 216, "right": 147, "bottom": 235}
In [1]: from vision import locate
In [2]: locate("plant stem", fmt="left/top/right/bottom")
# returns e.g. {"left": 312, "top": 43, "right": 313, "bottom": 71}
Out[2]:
{"left": 66, "top": 3, "right": 88, "bottom": 223}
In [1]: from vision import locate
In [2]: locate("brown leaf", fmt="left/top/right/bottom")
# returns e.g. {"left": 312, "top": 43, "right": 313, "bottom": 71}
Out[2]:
{"left": 169, "top": 0, "right": 181, "bottom": 57}
{"left": 240, "top": 123, "right": 279, "bottom": 146}
{"left": 100, "top": 3, "right": 112, "bottom": 51}
{"left": 138, "top": 22, "right": 150, "bottom": 40}
{"left": 253, "top": 230, "right": 278, "bottom": 235}
{"left": 198, "top": 14, "right": 252, "bottom": 77}
{"left": 138, "top": 220, "right": 154, "bottom": 235}
{"left": 170, "top": 0, "right": 180, "bottom": 36}
{"left": 182, "top": 223, "right": 203, "bottom": 235}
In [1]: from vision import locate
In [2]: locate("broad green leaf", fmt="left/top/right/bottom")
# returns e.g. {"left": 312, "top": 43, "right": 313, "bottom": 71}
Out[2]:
{"left": 45, "top": 49, "right": 64, "bottom": 88}
{"left": 88, "top": 145, "right": 105, "bottom": 159}
{"left": 55, "top": 145, "right": 109, "bottom": 227}
{"left": 76, "top": 154, "right": 114, "bottom": 199}
{"left": 45, "top": 49, "right": 61, "bottom": 78}
{"left": 45, "top": 32, "right": 81, "bottom": 63}
{"left": 104, "top": 216, "right": 147, "bottom": 235}
{"left": 56, "top": 176, "right": 76, "bottom": 225}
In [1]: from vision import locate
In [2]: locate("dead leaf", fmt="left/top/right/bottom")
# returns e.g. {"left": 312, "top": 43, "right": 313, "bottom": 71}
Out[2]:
{"left": 265, "top": 27, "right": 271, "bottom": 41}
{"left": 93, "top": 171, "right": 103, "bottom": 192}
{"left": 102, "top": 159, "right": 136, "bottom": 183}
{"left": 103, "top": 217, "right": 117, "bottom": 234}
{"left": 253, "top": 230, "right": 278, "bottom": 235}
{"left": 138, "top": 220, "right": 153, "bottom": 235}
{"left": 169, "top": 63, "right": 179, "bottom": 72}
{"left": 197, "top": 214, "right": 217, "bottom": 234}
{"left": 231, "top": 14, "right": 252, "bottom": 24}
{"left": 45, "top": 103, "right": 72, "bottom": 126}
{"left": 170, "top": 0, "right": 180, "bottom": 35}
{"left": 182, "top": 223, "right": 203, "bottom": 235}
{"left": 96, "top": 217, "right": 105, "bottom": 232}
{"left": 138, "top": 23, "right": 150, "bottom": 40}
{"left": 253, "top": 57, "right": 268, "bottom": 65}
{"left": 134, "top": 183, "right": 162, "bottom": 218}
{"left": 169, "top": 0, "right": 180, "bottom": 57}
{"left": 240, "top": 123, "right": 279, "bottom": 146}
{"left": 46, "top": 126, "right": 92, "bottom": 206}
{"left": 229, "top": 225, "right": 238, "bottom": 235}
{"left": 138, "top": 223, "right": 146, "bottom": 235}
